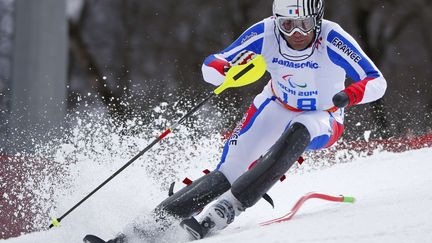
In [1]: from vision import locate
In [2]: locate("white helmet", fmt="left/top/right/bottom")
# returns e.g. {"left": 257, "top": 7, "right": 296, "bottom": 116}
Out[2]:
{"left": 273, "top": 0, "right": 324, "bottom": 36}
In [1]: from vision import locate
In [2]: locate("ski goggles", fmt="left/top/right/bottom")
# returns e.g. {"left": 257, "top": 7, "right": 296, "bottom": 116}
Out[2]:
{"left": 276, "top": 16, "right": 316, "bottom": 36}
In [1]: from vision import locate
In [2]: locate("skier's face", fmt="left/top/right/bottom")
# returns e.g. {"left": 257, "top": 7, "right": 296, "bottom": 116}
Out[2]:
{"left": 284, "top": 31, "right": 315, "bottom": 51}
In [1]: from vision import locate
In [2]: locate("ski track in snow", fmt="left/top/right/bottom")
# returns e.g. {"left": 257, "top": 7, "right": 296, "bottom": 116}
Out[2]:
{"left": 2, "top": 148, "right": 432, "bottom": 243}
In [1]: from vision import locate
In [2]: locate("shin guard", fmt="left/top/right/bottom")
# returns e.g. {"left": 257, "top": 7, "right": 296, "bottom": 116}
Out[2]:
{"left": 154, "top": 171, "right": 230, "bottom": 219}
{"left": 231, "top": 123, "right": 310, "bottom": 208}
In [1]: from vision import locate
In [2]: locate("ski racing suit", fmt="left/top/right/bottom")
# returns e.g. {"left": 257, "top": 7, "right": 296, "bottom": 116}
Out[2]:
{"left": 202, "top": 17, "right": 387, "bottom": 184}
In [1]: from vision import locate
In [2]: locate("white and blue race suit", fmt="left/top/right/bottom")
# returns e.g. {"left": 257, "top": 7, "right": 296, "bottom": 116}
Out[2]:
{"left": 202, "top": 17, "right": 387, "bottom": 183}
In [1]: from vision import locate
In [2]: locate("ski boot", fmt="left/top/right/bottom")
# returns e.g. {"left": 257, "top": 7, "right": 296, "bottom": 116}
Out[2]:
{"left": 180, "top": 190, "right": 244, "bottom": 239}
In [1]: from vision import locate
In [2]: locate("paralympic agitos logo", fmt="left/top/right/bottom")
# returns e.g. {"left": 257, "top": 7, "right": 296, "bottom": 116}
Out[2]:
{"left": 283, "top": 74, "right": 307, "bottom": 88}
{"left": 272, "top": 58, "right": 319, "bottom": 69}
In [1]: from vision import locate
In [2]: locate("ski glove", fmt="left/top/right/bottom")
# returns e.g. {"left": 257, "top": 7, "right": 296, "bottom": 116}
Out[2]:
{"left": 333, "top": 81, "right": 367, "bottom": 108}
{"left": 224, "top": 50, "right": 257, "bottom": 74}
{"left": 332, "top": 91, "right": 350, "bottom": 108}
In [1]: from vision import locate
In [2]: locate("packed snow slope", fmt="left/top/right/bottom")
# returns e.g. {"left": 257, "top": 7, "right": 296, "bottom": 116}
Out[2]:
{"left": 2, "top": 147, "right": 431, "bottom": 243}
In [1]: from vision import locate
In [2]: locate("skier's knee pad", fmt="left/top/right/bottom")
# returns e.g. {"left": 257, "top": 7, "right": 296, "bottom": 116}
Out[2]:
{"left": 231, "top": 122, "right": 311, "bottom": 208}
{"left": 154, "top": 170, "right": 231, "bottom": 219}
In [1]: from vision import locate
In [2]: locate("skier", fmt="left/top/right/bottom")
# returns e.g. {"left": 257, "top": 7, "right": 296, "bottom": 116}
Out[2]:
{"left": 172, "top": 0, "right": 386, "bottom": 239}
{"left": 84, "top": 0, "right": 386, "bottom": 242}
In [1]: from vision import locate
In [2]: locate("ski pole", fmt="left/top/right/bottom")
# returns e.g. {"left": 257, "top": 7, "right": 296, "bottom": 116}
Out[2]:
{"left": 49, "top": 54, "right": 267, "bottom": 228}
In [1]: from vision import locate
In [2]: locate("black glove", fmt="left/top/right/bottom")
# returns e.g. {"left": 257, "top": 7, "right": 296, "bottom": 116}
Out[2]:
{"left": 332, "top": 91, "right": 350, "bottom": 108}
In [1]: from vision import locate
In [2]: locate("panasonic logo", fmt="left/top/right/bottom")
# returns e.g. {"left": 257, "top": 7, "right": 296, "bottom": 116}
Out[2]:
{"left": 272, "top": 58, "right": 319, "bottom": 69}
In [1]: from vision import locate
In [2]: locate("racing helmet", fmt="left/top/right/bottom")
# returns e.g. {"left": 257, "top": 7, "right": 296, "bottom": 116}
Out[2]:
{"left": 272, "top": 0, "right": 325, "bottom": 36}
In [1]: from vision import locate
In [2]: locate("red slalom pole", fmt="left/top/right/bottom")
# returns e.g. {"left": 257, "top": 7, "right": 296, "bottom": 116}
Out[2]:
{"left": 260, "top": 192, "right": 355, "bottom": 226}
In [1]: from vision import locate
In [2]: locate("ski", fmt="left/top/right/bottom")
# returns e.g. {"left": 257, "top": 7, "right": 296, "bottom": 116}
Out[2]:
{"left": 83, "top": 234, "right": 107, "bottom": 243}
{"left": 180, "top": 217, "right": 207, "bottom": 240}
{"left": 260, "top": 192, "right": 355, "bottom": 226}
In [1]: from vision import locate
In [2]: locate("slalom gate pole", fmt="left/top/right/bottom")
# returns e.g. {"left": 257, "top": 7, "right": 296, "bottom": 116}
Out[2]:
{"left": 260, "top": 192, "right": 356, "bottom": 226}
{"left": 49, "top": 55, "right": 267, "bottom": 229}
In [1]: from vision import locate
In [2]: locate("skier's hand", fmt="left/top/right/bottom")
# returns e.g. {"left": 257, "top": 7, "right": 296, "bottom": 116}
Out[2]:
{"left": 332, "top": 91, "right": 350, "bottom": 108}
{"left": 224, "top": 50, "right": 257, "bottom": 74}
{"left": 333, "top": 81, "right": 365, "bottom": 108}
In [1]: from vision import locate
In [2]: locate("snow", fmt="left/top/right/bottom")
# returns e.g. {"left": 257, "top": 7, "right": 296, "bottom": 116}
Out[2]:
{"left": 2, "top": 146, "right": 432, "bottom": 243}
